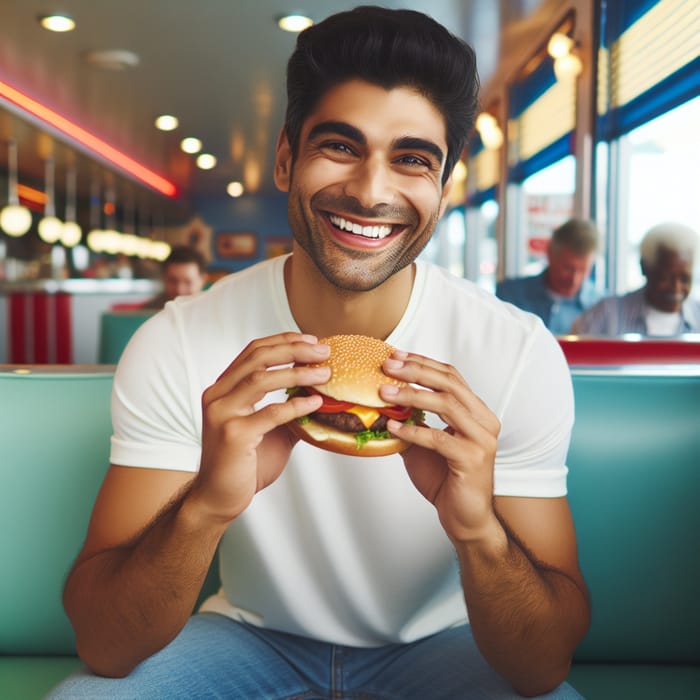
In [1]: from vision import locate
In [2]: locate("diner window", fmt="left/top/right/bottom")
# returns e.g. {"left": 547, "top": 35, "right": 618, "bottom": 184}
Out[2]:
{"left": 611, "top": 96, "right": 700, "bottom": 297}
{"left": 420, "top": 208, "right": 467, "bottom": 278}
{"left": 519, "top": 155, "right": 576, "bottom": 276}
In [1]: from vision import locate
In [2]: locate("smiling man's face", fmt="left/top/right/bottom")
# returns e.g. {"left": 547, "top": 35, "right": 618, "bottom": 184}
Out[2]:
{"left": 275, "top": 79, "right": 452, "bottom": 292}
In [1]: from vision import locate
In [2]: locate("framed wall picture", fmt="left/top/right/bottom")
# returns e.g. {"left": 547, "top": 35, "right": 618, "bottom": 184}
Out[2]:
{"left": 215, "top": 231, "right": 258, "bottom": 259}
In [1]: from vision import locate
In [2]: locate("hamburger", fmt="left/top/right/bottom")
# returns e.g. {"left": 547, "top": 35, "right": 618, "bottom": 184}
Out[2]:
{"left": 287, "top": 334, "right": 423, "bottom": 457}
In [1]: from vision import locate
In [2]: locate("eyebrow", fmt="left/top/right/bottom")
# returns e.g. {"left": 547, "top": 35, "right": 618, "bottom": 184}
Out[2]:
{"left": 307, "top": 121, "right": 445, "bottom": 165}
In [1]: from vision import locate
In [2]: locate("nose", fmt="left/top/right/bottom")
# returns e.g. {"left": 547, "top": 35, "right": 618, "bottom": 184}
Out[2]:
{"left": 343, "top": 155, "right": 394, "bottom": 208}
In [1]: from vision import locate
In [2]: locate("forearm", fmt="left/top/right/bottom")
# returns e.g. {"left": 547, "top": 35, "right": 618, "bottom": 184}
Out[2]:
{"left": 456, "top": 515, "right": 590, "bottom": 697}
{"left": 63, "top": 487, "right": 228, "bottom": 677}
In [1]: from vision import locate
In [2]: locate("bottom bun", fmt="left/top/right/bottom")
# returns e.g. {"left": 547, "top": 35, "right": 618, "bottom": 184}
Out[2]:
{"left": 288, "top": 417, "right": 408, "bottom": 457}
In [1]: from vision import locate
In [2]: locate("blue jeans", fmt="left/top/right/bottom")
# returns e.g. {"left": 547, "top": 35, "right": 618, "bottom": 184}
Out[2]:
{"left": 46, "top": 613, "right": 584, "bottom": 699}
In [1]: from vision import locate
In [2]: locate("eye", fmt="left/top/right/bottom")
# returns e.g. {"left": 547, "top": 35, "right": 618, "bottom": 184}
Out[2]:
{"left": 320, "top": 141, "right": 357, "bottom": 157}
{"left": 396, "top": 154, "right": 430, "bottom": 167}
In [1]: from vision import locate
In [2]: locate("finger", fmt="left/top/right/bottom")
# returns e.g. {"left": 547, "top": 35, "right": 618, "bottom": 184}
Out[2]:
{"left": 384, "top": 380, "right": 498, "bottom": 446}
{"left": 206, "top": 389, "right": 324, "bottom": 437}
{"left": 382, "top": 356, "right": 500, "bottom": 435}
{"left": 386, "top": 419, "right": 465, "bottom": 462}
{"left": 207, "top": 334, "right": 330, "bottom": 402}
{"left": 387, "top": 418, "right": 497, "bottom": 468}
{"left": 207, "top": 364, "right": 331, "bottom": 419}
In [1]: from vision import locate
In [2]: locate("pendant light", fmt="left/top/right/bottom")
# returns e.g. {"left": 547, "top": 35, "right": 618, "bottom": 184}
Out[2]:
{"left": 37, "top": 156, "right": 63, "bottom": 243}
{"left": 60, "top": 164, "right": 82, "bottom": 247}
{"left": 0, "top": 139, "right": 33, "bottom": 237}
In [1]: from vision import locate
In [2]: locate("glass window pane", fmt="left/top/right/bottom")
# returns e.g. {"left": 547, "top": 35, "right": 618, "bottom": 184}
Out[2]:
{"left": 520, "top": 156, "right": 576, "bottom": 275}
{"left": 618, "top": 96, "right": 700, "bottom": 297}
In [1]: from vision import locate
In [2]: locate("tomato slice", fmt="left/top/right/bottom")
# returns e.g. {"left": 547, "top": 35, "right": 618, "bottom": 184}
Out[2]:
{"left": 306, "top": 387, "right": 354, "bottom": 413}
{"left": 378, "top": 404, "right": 413, "bottom": 421}
{"left": 303, "top": 387, "right": 411, "bottom": 419}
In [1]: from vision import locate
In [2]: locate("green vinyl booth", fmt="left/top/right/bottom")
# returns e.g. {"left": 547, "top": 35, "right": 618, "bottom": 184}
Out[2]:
{"left": 97, "top": 310, "right": 154, "bottom": 364}
{"left": 0, "top": 364, "right": 698, "bottom": 699}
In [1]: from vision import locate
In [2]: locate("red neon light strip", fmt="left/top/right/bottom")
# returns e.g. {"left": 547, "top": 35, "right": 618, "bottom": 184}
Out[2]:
{"left": 0, "top": 80, "right": 177, "bottom": 198}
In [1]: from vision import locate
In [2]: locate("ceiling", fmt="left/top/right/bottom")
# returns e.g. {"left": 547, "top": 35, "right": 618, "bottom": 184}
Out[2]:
{"left": 0, "top": 0, "right": 553, "bottom": 225}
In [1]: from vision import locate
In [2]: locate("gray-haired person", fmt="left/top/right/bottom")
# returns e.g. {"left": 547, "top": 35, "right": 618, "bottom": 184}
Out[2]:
{"left": 572, "top": 222, "right": 699, "bottom": 336}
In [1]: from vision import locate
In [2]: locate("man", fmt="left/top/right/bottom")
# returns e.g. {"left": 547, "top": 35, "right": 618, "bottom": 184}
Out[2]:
{"left": 573, "top": 222, "right": 699, "bottom": 336}
{"left": 51, "top": 7, "right": 589, "bottom": 699}
{"left": 141, "top": 244, "right": 208, "bottom": 309}
{"left": 496, "top": 219, "right": 603, "bottom": 334}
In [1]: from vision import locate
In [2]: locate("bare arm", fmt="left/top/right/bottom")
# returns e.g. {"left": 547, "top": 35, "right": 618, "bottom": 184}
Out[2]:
{"left": 381, "top": 352, "right": 590, "bottom": 697}
{"left": 63, "top": 333, "right": 330, "bottom": 677}
{"left": 453, "top": 496, "right": 589, "bottom": 696}
{"left": 63, "top": 466, "right": 223, "bottom": 677}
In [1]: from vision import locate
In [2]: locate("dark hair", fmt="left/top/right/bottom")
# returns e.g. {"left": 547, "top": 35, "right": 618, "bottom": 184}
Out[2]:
{"left": 551, "top": 219, "right": 599, "bottom": 255}
{"left": 164, "top": 245, "right": 207, "bottom": 272}
{"left": 284, "top": 5, "right": 479, "bottom": 185}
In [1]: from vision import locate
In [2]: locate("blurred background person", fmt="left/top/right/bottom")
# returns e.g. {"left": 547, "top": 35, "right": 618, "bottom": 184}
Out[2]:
{"left": 142, "top": 245, "right": 208, "bottom": 310}
{"left": 572, "top": 222, "right": 699, "bottom": 336}
{"left": 496, "top": 218, "right": 603, "bottom": 335}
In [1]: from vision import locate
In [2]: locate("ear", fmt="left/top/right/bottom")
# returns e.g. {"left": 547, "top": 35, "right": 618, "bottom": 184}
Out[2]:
{"left": 274, "top": 128, "right": 292, "bottom": 192}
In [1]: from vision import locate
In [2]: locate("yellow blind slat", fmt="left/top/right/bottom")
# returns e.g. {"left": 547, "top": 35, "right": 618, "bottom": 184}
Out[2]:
{"left": 609, "top": 0, "right": 700, "bottom": 109}
{"left": 518, "top": 79, "right": 576, "bottom": 161}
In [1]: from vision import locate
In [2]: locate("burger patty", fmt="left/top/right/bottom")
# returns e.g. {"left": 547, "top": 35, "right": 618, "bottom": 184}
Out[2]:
{"left": 312, "top": 410, "right": 389, "bottom": 434}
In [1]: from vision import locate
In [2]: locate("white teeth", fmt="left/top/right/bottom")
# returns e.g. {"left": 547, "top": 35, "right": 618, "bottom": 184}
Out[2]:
{"left": 329, "top": 214, "right": 393, "bottom": 239}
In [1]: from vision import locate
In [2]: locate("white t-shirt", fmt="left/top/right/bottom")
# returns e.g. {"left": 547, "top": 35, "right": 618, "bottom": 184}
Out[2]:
{"left": 111, "top": 255, "right": 573, "bottom": 647}
{"left": 645, "top": 305, "right": 682, "bottom": 336}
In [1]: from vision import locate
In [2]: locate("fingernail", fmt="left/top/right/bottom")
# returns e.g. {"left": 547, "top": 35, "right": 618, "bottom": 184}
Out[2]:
{"left": 381, "top": 384, "right": 399, "bottom": 397}
{"left": 392, "top": 349, "right": 408, "bottom": 360}
{"left": 300, "top": 334, "right": 318, "bottom": 343}
{"left": 312, "top": 343, "right": 330, "bottom": 355}
{"left": 384, "top": 358, "right": 404, "bottom": 370}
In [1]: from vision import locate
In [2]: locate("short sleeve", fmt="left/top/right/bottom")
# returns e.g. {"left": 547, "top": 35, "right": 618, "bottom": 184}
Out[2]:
{"left": 493, "top": 327, "right": 573, "bottom": 497}
{"left": 109, "top": 307, "right": 202, "bottom": 472}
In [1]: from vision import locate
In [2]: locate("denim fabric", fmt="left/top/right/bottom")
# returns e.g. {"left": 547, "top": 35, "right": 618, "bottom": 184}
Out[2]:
{"left": 46, "top": 613, "right": 583, "bottom": 699}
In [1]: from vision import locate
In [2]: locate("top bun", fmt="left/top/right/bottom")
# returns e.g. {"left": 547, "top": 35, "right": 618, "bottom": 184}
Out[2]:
{"left": 306, "top": 334, "right": 405, "bottom": 407}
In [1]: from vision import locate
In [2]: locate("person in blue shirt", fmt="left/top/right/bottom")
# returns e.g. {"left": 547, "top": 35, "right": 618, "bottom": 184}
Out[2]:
{"left": 496, "top": 218, "right": 603, "bottom": 334}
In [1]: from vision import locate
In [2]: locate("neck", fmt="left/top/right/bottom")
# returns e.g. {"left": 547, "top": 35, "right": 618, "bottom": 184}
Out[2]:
{"left": 284, "top": 246, "right": 415, "bottom": 340}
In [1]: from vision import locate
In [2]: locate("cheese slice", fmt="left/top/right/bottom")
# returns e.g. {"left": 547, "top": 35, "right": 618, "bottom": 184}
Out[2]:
{"left": 347, "top": 405, "right": 381, "bottom": 429}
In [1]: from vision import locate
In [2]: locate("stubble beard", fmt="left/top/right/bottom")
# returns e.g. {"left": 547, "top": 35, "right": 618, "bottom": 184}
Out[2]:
{"left": 287, "top": 188, "right": 440, "bottom": 293}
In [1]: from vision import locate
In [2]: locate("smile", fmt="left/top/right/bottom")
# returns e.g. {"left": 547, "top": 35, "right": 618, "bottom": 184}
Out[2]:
{"left": 328, "top": 214, "right": 394, "bottom": 240}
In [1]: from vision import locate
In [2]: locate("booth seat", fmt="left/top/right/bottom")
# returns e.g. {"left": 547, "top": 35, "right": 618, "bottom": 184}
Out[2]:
{"left": 1, "top": 364, "right": 698, "bottom": 699}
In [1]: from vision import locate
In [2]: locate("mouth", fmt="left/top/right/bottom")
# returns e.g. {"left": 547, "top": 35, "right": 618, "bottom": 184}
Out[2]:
{"left": 327, "top": 213, "right": 399, "bottom": 241}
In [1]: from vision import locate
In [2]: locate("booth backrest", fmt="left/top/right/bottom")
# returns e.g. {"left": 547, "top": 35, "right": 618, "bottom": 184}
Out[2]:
{"left": 0, "top": 367, "right": 114, "bottom": 655}
{"left": 568, "top": 368, "right": 700, "bottom": 663}
{"left": 1, "top": 363, "right": 698, "bottom": 668}
{"left": 98, "top": 310, "right": 154, "bottom": 364}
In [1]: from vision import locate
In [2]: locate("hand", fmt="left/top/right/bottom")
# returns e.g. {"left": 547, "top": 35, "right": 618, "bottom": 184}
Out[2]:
{"left": 191, "top": 332, "right": 330, "bottom": 522}
{"left": 380, "top": 351, "right": 501, "bottom": 543}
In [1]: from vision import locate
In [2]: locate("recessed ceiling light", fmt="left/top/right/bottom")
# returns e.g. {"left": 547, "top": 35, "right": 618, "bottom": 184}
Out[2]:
{"left": 39, "top": 14, "right": 75, "bottom": 32}
{"left": 196, "top": 153, "right": 217, "bottom": 170}
{"left": 181, "top": 137, "right": 203, "bottom": 154}
{"left": 277, "top": 13, "right": 313, "bottom": 32}
{"left": 227, "top": 181, "right": 245, "bottom": 198}
{"left": 155, "top": 115, "right": 179, "bottom": 131}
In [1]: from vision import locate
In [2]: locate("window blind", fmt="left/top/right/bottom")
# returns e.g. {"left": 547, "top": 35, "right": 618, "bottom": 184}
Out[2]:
{"left": 598, "top": 0, "right": 700, "bottom": 138}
